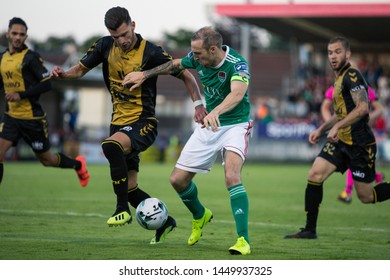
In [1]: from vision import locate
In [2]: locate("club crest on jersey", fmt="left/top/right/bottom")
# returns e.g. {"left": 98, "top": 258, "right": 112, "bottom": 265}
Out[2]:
{"left": 218, "top": 71, "right": 226, "bottom": 82}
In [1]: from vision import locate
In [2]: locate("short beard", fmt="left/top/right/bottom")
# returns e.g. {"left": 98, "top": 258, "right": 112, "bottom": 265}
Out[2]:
{"left": 334, "top": 57, "right": 348, "bottom": 72}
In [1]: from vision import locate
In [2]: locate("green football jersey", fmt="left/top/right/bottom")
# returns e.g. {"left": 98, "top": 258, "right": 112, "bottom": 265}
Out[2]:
{"left": 181, "top": 45, "right": 251, "bottom": 126}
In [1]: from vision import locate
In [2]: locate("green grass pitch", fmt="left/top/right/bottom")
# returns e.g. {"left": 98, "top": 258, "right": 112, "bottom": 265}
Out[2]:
{"left": 0, "top": 161, "right": 389, "bottom": 260}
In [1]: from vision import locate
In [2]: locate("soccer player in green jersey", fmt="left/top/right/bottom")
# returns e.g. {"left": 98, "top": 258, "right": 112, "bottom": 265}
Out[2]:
{"left": 123, "top": 26, "right": 252, "bottom": 255}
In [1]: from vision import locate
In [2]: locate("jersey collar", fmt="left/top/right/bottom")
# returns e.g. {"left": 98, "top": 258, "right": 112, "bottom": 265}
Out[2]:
{"left": 213, "top": 45, "right": 229, "bottom": 69}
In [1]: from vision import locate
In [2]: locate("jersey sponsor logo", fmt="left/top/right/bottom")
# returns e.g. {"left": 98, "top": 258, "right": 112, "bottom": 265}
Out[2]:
{"left": 120, "top": 126, "right": 133, "bottom": 132}
{"left": 204, "top": 86, "right": 223, "bottom": 100}
{"left": 4, "top": 81, "right": 21, "bottom": 88}
{"left": 42, "top": 71, "right": 51, "bottom": 79}
{"left": 5, "top": 71, "right": 13, "bottom": 79}
{"left": 218, "top": 71, "right": 226, "bottom": 82}
{"left": 111, "top": 89, "right": 136, "bottom": 102}
{"left": 351, "top": 85, "right": 365, "bottom": 93}
{"left": 234, "top": 62, "right": 248, "bottom": 72}
{"left": 353, "top": 170, "right": 365, "bottom": 179}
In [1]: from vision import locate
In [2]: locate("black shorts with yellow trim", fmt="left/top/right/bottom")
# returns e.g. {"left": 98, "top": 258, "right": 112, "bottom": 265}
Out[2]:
{"left": 318, "top": 140, "right": 376, "bottom": 183}
{"left": 0, "top": 114, "right": 51, "bottom": 153}
{"left": 109, "top": 117, "right": 158, "bottom": 172}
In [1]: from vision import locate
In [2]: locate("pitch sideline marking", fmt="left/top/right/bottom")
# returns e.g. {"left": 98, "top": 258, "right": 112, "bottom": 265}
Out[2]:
{"left": 0, "top": 208, "right": 389, "bottom": 233}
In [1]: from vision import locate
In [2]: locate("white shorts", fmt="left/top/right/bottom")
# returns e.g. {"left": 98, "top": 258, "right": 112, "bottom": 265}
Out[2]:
{"left": 175, "top": 121, "right": 253, "bottom": 173}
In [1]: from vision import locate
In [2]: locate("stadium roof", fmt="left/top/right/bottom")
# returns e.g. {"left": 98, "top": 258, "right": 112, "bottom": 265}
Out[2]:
{"left": 215, "top": 3, "right": 390, "bottom": 52}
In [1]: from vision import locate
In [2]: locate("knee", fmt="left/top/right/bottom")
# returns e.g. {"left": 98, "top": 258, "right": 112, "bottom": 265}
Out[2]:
{"left": 356, "top": 192, "right": 374, "bottom": 204}
{"left": 224, "top": 172, "right": 241, "bottom": 187}
{"left": 37, "top": 153, "right": 56, "bottom": 167}
{"left": 101, "top": 140, "right": 123, "bottom": 159}
{"left": 169, "top": 173, "right": 181, "bottom": 189}
{"left": 39, "top": 158, "right": 52, "bottom": 167}
{"left": 308, "top": 168, "right": 325, "bottom": 183}
{"left": 169, "top": 173, "right": 190, "bottom": 192}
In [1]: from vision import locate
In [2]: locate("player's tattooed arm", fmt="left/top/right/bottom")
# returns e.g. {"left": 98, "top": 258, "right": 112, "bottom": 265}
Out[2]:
{"left": 333, "top": 87, "right": 369, "bottom": 130}
{"left": 351, "top": 87, "right": 370, "bottom": 118}
{"left": 143, "top": 59, "right": 184, "bottom": 79}
{"left": 122, "top": 59, "right": 184, "bottom": 90}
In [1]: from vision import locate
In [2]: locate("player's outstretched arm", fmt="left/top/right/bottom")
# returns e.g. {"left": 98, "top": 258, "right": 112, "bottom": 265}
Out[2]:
{"left": 122, "top": 59, "right": 183, "bottom": 91}
{"left": 51, "top": 64, "right": 89, "bottom": 80}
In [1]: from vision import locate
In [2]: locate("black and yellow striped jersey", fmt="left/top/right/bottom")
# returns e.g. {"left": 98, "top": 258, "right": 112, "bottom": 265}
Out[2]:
{"left": 0, "top": 45, "right": 51, "bottom": 119}
{"left": 333, "top": 62, "right": 375, "bottom": 145}
{"left": 80, "top": 33, "right": 173, "bottom": 126}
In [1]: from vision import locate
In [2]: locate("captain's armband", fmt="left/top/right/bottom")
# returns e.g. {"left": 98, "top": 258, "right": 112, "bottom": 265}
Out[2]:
{"left": 231, "top": 75, "right": 249, "bottom": 85}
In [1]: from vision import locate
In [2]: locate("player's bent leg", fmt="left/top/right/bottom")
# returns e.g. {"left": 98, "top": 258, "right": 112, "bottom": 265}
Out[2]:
{"left": 355, "top": 181, "right": 376, "bottom": 203}
{"left": 356, "top": 180, "right": 390, "bottom": 203}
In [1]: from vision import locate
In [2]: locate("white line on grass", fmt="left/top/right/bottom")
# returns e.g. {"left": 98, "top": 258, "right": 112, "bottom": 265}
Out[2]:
{"left": 0, "top": 208, "right": 389, "bottom": 233}
{"left": 0, "top": 208, "right": 106, "bottom": 218}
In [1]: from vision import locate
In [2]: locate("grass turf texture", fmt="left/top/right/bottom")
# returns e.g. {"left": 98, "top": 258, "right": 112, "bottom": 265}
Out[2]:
{"left": 0, "top": 162, "right": 389, "bottom": 260}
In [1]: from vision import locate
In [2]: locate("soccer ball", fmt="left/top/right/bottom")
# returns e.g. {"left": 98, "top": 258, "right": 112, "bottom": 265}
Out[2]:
{"left": 135, "top": 198, "right": 168, "bottom": 230}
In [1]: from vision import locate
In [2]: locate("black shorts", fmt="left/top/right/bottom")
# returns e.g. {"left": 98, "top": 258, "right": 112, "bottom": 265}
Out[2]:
{"left": 0, "top": 114, "right": 50, "bottom": 153}
{"left": 318, "top": 140, "right": 376, "bottom": 183}
{"left": 109, "top": 117, "right": 158, "bottom": 172}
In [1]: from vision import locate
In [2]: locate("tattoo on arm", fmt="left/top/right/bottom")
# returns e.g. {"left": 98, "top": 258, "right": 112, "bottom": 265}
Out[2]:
{"left": 352, "top": 88, "right": 369, "bottom": 105}
{"left": 352, "top": 88, "right": 369, "bottom": 118}
{"left": 144, "top": 60, "right": 184, "bottom": 79}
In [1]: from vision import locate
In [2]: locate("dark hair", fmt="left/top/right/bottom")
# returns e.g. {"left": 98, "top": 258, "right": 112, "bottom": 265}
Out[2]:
{"left": 8, "top": 17, "right": 28, "bottom": 31}
{"left": 192, "top": 26, "right": 222, "bottom": 50}
{"left": 328, "top": 36, "right": 350, "bottom": 52}
{"left": 104, "top": 6, "right": 131, "bottom": 30}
